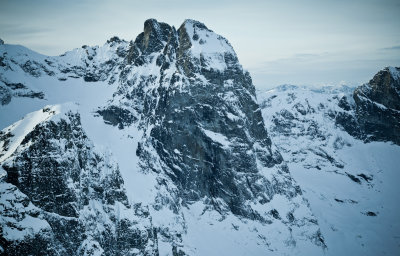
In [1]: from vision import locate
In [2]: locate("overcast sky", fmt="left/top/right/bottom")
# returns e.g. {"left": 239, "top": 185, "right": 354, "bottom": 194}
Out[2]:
{"left": 1, "top": 0, "right": 399, "bottom": 89}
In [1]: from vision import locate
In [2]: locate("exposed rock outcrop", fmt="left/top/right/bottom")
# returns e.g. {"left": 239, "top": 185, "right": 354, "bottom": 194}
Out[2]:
{"left": 353, "top": 67, "right": 400, "bottom": 144}
{"left": 0, "top": 105, "right": 157, "bottom": 255}
{"left": 104, "top": 19, "right": 324, "bottom": 252}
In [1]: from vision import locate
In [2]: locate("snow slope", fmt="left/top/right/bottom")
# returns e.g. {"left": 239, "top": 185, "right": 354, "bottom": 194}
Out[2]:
{"left": 258, "top": 84, "right": 400, "bottom": 255}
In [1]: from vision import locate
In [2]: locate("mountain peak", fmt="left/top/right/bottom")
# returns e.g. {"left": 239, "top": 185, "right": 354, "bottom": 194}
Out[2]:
{"left": 387, "top": 66, "right": 400, "bottom": 81}
{"left": 352, "top": 66, "right": 400, "bottom": 144}
{"left": 181, "top": 19, "right": 209, "bottom": 31}
{"left": 175, "top": 19, "right": 237, "bottom": 75}
{"left": 143, "top": 18, "right": 169, "bottom": 33}
{"left": 126, "top": 18, "right": 173, "bottom": 58}
{"left": 106, "top": 36, "right": 125, "bottom": 45}
{"left": 366, "top": 66, "right": 400, "bottom": 101}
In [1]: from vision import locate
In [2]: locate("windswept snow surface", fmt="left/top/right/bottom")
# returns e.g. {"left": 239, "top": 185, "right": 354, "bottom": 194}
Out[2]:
{"left": 80, "top": 112, "right": 158, "bottom": 205}
{"left": 180, "top": 201, "right": 322, "bottom": 256}
{"left": 258, "top": 84, "right": 400, "bottom": 256}
{"left": 201, "top": 128, "right": 231, "bottom": 149}
{"left": 0, "top": 42, "right": 126, "bottom": 129}
{"left": 0, "top": 41, "right": 156, "bottom": 207}
{"left": 182, "top": 19, "right": 236, "bottom": 72}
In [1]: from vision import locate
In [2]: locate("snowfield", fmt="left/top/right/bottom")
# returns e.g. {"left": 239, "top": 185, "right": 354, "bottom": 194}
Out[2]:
{"left": 258, "top": 84, "right": 400, "bottom": 255}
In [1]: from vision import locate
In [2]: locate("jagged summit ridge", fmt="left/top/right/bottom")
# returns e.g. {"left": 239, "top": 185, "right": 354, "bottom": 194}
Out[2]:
{"left": 1, "top": 19, "right": 325, "bottom": 255}
{"left": 103, "top": 19, "right": 325, "bottom": 254}
{"left": 355, "top": 66, "right": 400, "bottom": 110}
{"left": 351, "top": 66, "right": 400, "bottom": 144}
{"left": 125, "top": 18, "right": 239, "bottom": 76}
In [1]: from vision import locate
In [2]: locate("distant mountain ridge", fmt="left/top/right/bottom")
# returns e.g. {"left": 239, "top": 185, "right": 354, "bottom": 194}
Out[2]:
{"left": 257, "top": 73, "right": 400, "bottom": 255}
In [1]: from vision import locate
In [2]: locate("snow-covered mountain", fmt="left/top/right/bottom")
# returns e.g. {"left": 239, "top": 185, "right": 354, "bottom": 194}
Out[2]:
{"left": 257, "top": 68, "right": 400, "bottom": 255}
{"left": 0, "top": 19, "right": 399, "bottom": 256}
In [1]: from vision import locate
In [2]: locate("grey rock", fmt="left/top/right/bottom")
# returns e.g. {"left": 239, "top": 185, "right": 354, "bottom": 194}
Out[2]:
{"left": 1, "top": 109, "right": 157, "bottom": 255}
{"left": 116, "top": 19, "right": 300, "bottom": 217}
{"left": 97, "top": 105, "right": 137, "bottom": 129}
{"left": 352, "top": 67, "right": 400, "bottom": 144}
{"left": 0, "top": 86, "right": 11, "bottom": 105}
{"left": 107, "top": 19, "right": 324, "bottom": 251}
{"left": 0, "top": 80, "right": 45, "bottom": 105}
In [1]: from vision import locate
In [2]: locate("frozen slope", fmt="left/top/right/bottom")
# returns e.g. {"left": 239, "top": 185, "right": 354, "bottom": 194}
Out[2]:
{"left": 0, "top": 38, "right": 129, "bottom": 129}
{"left": 258, "top": 84, "right": 400, "bottom": 255}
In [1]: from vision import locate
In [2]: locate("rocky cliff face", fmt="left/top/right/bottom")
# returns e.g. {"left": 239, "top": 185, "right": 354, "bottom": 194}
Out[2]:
{"left": 121, "top": 19, "right": 289, "bottom": 215}
{"left": 100, "top": 19, "right": 324, "bottom": 254}
{"left": 0, "top": 105, "right": 157, "bottom": 255}
{"left": 353, "top": 67, "right": 400, "bottom": 144}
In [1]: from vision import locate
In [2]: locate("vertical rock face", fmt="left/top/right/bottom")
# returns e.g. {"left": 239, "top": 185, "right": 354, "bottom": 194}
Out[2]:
{"left": 103, "top": 19, "right": 324, "bottom": 252}
{"left": 137, "top": 20, "right": 287, "bottom": 217}
{"left": 353, "top": 67, "right": 400, "bottom": 144}
{"left": 0, "top": 105, "right": 157, "bottom": 255}
{"left": 112, "top": 19, "right": 295, "bottom": 213}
